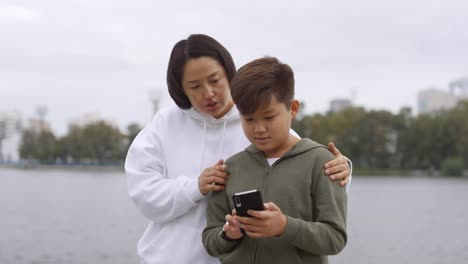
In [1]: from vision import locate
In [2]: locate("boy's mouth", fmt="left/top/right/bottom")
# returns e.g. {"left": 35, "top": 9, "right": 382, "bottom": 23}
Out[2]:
{"left": 255, "top": 137, "right": 270, "bottom": 143}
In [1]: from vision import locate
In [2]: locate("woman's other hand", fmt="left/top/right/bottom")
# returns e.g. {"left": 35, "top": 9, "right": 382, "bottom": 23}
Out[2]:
{"left": 324, "top": 142, "right": 350, "bottom": 187}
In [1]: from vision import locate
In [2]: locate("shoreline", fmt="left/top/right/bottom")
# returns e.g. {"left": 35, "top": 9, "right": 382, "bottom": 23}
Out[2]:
{"left": 0, "top": 163, "right": 124, "bottom": 172}
{"left": 1, "top": 164, "right": 466, "bottom": 177}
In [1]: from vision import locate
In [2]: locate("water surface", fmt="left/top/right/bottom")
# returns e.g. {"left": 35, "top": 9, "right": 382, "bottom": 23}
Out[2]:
{"left": 1, "top": 168, "right": 467, "bottom": 263}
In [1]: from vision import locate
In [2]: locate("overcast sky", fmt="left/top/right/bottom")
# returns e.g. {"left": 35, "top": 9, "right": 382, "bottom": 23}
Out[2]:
{"left": 1, "top": 0, "right": 467, "bottom": 135}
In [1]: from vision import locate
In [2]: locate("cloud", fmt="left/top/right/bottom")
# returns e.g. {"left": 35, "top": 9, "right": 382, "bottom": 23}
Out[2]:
{"left": 1, "top": 0, "right": 467, "bottom": 135}
{"left": 0, "top": 4, "right": 40, "bottom": 21}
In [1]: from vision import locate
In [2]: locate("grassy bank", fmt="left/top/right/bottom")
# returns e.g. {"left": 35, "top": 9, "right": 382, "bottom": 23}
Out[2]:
{"left": 354, "top": 168, "right": 414, "bottom": 176}
{"left": 354, "top": 167, "right": 468, "bottom": 177}
{"left": 0, "top": 163, "right": 124, "bottom": 172}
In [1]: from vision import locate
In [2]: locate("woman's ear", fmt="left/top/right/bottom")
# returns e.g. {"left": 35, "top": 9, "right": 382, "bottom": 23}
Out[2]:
{"left": 290, "top": 99, "right": 300, "bottom": 119}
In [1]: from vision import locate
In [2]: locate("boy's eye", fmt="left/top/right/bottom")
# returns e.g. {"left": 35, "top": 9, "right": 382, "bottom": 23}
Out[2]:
{"left": 265, "top": 115, "right": 277, "bottom": 120}
{"left": 211, "top": 79, "right": 220, "bottom": 83}
{"left": 243, "top": 118, "right": 254, "bottom": 122}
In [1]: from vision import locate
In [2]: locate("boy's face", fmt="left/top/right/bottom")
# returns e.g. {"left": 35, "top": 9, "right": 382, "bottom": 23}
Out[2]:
{"left": 241, "top": 96, "right": 300, "bottom": 158}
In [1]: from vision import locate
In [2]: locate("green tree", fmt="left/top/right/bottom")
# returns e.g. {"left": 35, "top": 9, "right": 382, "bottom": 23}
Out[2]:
{"left": 56, "top": 121, "right": 126, "bottom": 164}
{"left": 79, "top": 121, "right": 126, "bottom": 164}
{"left": 61, "top": 125, "right": 85, "bottom": 163}
{"left": 126, "top": 122, "right": 142, "bottom": 151}
{"left": 440, "top": 156, "right": 464, "bottom": 176}
{"left": 446, "top": 100, "right": 468, "bottom": 167}
{"left": 35, "top": 130, "right": 57, "bottom": 163}
{"left": 19, "top": 130, "right": 36, "bottom": 160}
{"left": 19, "top": 129, "right": 58, "bottom": 163}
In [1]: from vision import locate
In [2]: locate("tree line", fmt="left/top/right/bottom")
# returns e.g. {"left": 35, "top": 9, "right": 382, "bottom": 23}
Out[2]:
{"left": 292, "top": 100, "right": 467, "bottom": 175}
{"left": 18, "top": 101, "right": 467, "bottom": 174}
{"left": 19, "top": 121, "right": 142, "bottom": 165}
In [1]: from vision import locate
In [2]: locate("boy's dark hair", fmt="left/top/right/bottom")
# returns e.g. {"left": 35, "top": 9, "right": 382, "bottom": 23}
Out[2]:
{"left": 166, "top": 34, "right": 236, "bottom": 109}
{"left": 231, "top": 57, "right": 295, "bottom": 115}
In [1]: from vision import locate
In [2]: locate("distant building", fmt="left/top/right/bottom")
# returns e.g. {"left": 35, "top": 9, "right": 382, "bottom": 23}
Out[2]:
{"left": 417, "top": 88, "right": 458, "bottom": 114}
{"left": 418, "top": 77, "right": 468, "bottom": 115}
{"left": 149, "top": 89, "right": 164, "bottom": 116}
{"left": 449, "top": 77, "right": 468, "bottom": 98}
{"left": 69, "top": 113, "right": 118, "bottom": 129}
{"left": 27, "top": 118, "right": 51, "bottom": 133}
{"left": 0, "top": 111, "right": 22, "bottom": 163}
{"left": 70, "top": 113, "right": 102, "bottom": 128}
{"left": 330, "top": 98, "right": 352, "bottom": 113}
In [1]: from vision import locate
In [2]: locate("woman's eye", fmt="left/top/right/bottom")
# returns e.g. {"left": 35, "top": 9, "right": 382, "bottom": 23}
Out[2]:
{"left": 211, "top": 79, "right": 219, "bottom": 83}
{"left": 190, "top": 85, "right": 200, "bottom": 90}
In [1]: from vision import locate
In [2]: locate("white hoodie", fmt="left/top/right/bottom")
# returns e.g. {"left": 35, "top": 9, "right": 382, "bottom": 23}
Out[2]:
{"left": 125, "top": 104, "right": 249, "bottom": 264}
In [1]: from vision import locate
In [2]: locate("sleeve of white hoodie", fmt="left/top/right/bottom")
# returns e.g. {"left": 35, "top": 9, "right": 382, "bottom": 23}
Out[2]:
{"left": 346, "top": 158, "right": 352, "bottom": 192}
{"left": 125, "top": 113, "right": 205, "bottom": 223}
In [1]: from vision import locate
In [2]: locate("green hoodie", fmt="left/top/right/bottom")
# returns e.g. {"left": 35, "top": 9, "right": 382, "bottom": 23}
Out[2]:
{"left": 202, "top": 138, "right": 347, "bottom": 264}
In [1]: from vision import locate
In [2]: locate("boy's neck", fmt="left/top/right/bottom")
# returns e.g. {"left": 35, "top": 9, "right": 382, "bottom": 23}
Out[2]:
{"left": 264, "top": 135, "right": 301, "bottom": 158}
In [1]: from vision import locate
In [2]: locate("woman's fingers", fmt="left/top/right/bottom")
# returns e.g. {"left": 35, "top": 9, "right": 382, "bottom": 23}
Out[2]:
{"left": 199, "top": 160, "right": 230, "bottom": 194}
{"left": 340, "top": 176, "right": 350, "bottom": 187}
{"left": 326, "top": 162, "right": 349, "bottom": 176}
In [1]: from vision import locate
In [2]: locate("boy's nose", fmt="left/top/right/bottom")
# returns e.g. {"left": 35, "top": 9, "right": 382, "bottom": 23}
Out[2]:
{"left": 254, "top": 122, "right": 266, "bottom": 133}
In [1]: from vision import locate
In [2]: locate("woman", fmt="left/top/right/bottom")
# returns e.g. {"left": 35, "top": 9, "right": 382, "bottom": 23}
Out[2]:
{"left": 125, "top": 34, "right": 351, "bottom": 264}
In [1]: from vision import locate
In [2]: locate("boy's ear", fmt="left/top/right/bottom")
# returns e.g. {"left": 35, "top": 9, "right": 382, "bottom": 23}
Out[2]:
{"left": 290, "top": 99, "right": 300, "bottom": 118}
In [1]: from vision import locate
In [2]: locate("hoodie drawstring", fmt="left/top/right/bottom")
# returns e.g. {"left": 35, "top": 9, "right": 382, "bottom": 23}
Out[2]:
{"left": 199, "top": 120, "right": 228, "bottom": 173}
{"left": 199, "top": 121, "right": 207, "bottom": 173}
{"left": 220, "top": 121, "right": 227, "bottom": 160}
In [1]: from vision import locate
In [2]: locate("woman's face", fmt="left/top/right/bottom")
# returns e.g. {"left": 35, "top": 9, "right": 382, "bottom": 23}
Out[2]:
{"left": 182, "top": 56, "right": 234, "bottom": 119}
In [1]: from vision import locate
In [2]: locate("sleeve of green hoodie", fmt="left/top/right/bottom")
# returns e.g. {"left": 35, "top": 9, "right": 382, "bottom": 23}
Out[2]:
{"left": 279, "top": 149, "right": 348, "bottom": 255}
{"left": 202, "top": 187, "right": 240, "bottom": 257}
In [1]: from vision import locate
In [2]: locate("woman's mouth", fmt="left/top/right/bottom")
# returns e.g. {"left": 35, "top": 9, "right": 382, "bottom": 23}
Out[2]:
{"left": 205, "top": 102, "right": 218, "bottom": 110}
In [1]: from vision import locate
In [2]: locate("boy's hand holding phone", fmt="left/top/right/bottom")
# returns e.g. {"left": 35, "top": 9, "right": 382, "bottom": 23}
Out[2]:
{"left": 234, "top": 202, "right": 287, "bottom": 238}
{"left": 223, "top": 209, "right": 244, "bottom": 240}
{"left": 230, "top": 190, "right": 287, "bottom": 238}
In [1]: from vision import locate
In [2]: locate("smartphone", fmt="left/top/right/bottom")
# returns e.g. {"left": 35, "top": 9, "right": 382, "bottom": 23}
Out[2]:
{"left": 232, "top": 189, "right": 265, "bottom": 234}
{"left": 232, "top": 189, "right": 265, "bottom": 217}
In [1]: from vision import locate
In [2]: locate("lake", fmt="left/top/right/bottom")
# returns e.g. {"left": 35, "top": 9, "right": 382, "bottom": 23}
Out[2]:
{"left": 1, "top": 168, "right": 467, "bottom": 264}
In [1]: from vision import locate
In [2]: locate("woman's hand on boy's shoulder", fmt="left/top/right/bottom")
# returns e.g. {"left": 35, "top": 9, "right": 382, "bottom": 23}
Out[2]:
{"left": 198, "top": 159, "right": 229, "bottom": 195}
{"left": 324, "top": 142, "right": 350, "bottom": 187}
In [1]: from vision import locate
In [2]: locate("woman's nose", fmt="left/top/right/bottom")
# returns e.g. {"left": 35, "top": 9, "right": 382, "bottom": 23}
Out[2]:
{"left": 203, "top": 85, "right": 215, "bottom": 99}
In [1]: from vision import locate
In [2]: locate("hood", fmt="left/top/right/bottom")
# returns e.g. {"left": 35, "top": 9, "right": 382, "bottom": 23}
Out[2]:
{"left": 182, "top": 105, "right": 240, "bottom": 125}
{"left": 182, "top": 105, "right": 241, "bottom": 171}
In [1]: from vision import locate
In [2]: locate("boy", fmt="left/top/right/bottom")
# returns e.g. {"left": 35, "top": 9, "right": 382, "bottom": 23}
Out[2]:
{"left": 202, "top": 57, "right": 347, "bottom": 264}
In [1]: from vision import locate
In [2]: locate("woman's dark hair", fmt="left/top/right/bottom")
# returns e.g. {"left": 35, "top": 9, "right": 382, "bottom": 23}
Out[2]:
{"left": 231, "top": 56, "right": 295, "bottom": 115}
{"left": 166, "top": 34, "right": 236, "bottom": 109}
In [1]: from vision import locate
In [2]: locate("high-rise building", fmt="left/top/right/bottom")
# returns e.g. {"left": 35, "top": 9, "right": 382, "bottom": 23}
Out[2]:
{"left": 330, "top": 98, "right": 352, "bottom": 113}
{"left": 449, "top": 77, "right": 468, "bottom": 98}
{"left": 70, "top": 113, "right": 102, "bottom": 128}
{"left": 418, "top": 77, "right": 468, "bottom": 115}
{"left": 0, "top": 111, "right": 22, "bottom": 163}
{"left": 417, "top": 88, "right": 458, "bottom": 114}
